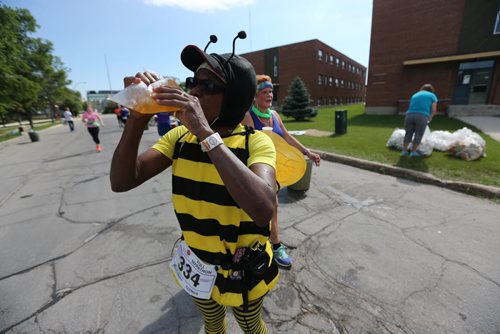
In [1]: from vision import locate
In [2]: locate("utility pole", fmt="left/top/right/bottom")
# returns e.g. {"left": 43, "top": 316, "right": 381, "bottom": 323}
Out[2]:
{"left": 73, "top": 82, "right": 87, "bottom": 102}
{"left": 104, "top": 54, "right": 112, "bottom": 91}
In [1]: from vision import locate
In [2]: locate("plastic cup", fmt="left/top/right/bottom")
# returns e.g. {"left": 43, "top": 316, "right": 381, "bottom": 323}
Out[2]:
{"left": 111, "top": 77, "right": 181, "bottom": 114}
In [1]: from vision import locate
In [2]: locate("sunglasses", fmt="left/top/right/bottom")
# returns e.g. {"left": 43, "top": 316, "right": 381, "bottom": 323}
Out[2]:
{"left": 185, "top": 77, "right": 225, "bottom": 94}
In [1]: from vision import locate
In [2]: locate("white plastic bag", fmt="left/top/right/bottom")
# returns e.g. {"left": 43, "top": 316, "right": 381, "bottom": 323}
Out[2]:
{"left": 391, "top": 126, "right": 487, "bottom": 160}
{"left": 429, "top": 130, "right": 454, "bottom": 151}
{"left": 415, "top": 126, "right": 433, "bottom": 156}
{"left": 386, "top": 128, "right": 405, "bottom": 150}
{"left": 386, "top": 126, "right": 433, "bottom": 156}
{"left": 448, "top": 127, "right": 486, "bottom": 160}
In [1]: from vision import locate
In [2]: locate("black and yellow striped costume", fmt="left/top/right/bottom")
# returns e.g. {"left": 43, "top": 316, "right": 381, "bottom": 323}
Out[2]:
{"left": 152, "top": 124, "right": 279, "bottom": 308}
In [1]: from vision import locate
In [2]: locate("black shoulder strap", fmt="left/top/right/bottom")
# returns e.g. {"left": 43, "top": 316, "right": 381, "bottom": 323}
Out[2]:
{"left": 221, "top": 125, "right": 255, "bottom": 151}
{"left": 173, "top": 129, "right": 190, "bottom": 158}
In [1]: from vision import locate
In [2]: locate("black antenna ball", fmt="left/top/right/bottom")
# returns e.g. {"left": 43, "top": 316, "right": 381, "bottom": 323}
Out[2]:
{"left": 226, "top": 30, "right": 247, "bottom": 64}
{"left": 204, "top": 34, "right": 218, "bottom": 52}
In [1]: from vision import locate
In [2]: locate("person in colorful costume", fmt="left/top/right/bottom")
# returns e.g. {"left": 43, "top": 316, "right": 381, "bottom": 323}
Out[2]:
{"left": 242, "top": 74, "right": 321, "bottom": 269}
{"left": 110, "top": 36, "right": 279, "bottom": 333}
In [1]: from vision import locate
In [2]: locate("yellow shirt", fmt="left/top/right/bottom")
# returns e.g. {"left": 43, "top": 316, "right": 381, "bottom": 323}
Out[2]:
{"left": 152, "top": 124, "right": 279, "bottom": 306}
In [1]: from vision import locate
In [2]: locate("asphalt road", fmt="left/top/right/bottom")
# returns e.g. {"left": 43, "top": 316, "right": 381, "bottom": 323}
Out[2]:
{"left": 1, "top": 115, "right": 499, "bottom": 333}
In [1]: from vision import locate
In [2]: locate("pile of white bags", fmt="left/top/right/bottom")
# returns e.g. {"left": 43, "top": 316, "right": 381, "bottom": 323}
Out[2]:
{"left": 386, "top": 127, "right": 486, "bottom": 160}
{"left": 386, "top": 126, "right": 433, "bottom": 156}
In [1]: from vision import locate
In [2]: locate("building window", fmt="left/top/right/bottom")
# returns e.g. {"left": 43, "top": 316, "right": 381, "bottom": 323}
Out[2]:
{"left": 273, "top": 56, "right": 278, "bottom": 77}
{"left": 341, "top": 80, "right": 344, "bottom": 88}
{"left": 329, "top": 77, "right": 333, "bottom": 86}
{"left": 342, "top": 61, "right": 345, "bottom": 69}
{"left": 324, "top": 76, "right": 328, "bottom": 85}
{"left": 495, "top": 9, "right": 500, "bottom": 34}
{"left": 336, "top": 58, "right": 340, "bottom": 67}
{"left": 318, "top": 49, "right": 323, "bottom": 61}
{"left": 335, "top": 78, "right": 339, "bottom": 87}
{"left": 318, "top": 74, "right": 323, "bottom": 85}
{"left": 330, "top": 55, "right": 334, "bottom": 64}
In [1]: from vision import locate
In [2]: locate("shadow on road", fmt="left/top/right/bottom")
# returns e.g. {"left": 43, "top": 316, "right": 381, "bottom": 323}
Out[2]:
{"left": 139, "top": 291, "right": 203, "bottom": 333}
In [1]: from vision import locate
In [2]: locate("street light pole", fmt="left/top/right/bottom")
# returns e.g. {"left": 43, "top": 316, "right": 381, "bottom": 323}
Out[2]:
{"left": 73, "top": 82, "right": 87, "bottom": 101}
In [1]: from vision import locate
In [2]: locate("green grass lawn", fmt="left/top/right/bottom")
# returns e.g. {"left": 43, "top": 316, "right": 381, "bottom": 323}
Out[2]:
{"left": 281, "top": 104, "right": 500, "bottom": 188}
{"left": 0, "top": 120, "right": 57, "bottom": 142}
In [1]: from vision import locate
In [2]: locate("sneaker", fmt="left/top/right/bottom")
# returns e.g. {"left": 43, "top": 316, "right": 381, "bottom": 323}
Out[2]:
{"left": 96, "top": 144, "right": 102, "bottom": 152}
{"left": 273, "top": 244, "right": 292, "bottom": 268}
{"left": 400, "top": 150, "right": 408, "bottom": 156}
{"left": 410, "top": 150, "right": 423, "bottom": 157}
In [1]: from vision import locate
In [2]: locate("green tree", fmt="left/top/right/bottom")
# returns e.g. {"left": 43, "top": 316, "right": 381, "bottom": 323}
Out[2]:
{"left": 0, "top": 4, "right": 80, "bottom": 126}
{"left": 281, "top": 76, "right": 318, "bottom": 121}
{"left": 0, "top": 5, "right": 40, "bottom": 125}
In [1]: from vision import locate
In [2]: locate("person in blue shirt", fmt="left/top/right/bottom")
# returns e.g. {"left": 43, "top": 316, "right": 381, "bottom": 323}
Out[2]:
{"left": 402, "top": 84, "right": 438, "bottom": 157}
{"left": 156, "top": 112, "right": 171, "bottom": 136}
{"left": 120, "top": 106, "right": 130, "bottom": 125}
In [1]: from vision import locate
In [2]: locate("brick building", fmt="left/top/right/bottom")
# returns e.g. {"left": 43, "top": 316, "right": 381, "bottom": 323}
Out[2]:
{"left": 366, "top": 0, "right": 500, "bottom": 116}
{"left": 241, "top": 39, "right": 366, "bottom": 107}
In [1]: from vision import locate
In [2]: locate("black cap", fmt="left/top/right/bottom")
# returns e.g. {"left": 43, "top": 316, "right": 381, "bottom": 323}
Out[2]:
{"left": 181, "top": 45, "right": 228, "bottom": 83}
{"left": 181, "top": 45, "right": 256, "bottom": 127}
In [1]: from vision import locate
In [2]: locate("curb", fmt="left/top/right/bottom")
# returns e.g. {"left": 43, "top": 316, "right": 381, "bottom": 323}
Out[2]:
{"left": 315, "top": 150, "right": 500, "bottom": 200}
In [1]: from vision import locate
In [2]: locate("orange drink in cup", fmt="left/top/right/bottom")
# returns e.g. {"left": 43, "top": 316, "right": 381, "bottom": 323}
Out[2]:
{"left": 111, "top": 77, "right": 181, "bottom": 114}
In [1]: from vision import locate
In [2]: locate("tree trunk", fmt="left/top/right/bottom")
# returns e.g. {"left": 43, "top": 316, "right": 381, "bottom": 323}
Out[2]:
{"left": 17, "top": 109, "right": 23, "bottom": 125}
{"left": 49, "top": 102, "right": 56, "bottom": 123}
{"left": 27, "top": 110, "right": 34, "bottom": 129}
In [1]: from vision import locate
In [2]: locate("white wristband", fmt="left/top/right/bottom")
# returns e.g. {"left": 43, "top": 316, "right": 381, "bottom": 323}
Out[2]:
{"left": 200, "top": 132, "right": 223, "bottom": 152}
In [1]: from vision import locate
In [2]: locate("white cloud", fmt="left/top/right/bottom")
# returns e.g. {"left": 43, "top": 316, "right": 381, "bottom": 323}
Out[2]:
{"left": 143, "top": 0, "right": 255, "bottom": 12}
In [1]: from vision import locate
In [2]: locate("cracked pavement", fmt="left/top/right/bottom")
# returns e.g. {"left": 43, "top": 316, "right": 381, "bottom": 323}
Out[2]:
{"left": 1, "top": 115, "right": 499, "bottom": 333}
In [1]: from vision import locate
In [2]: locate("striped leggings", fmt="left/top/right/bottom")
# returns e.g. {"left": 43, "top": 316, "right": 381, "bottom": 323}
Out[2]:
{"left": 192, "top": 296, "right": 267, "bottom": 334}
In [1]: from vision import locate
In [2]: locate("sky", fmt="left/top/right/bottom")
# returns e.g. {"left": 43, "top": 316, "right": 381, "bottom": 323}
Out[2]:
{"left": 5, "top": 0, "right": 373, "bottom": 100}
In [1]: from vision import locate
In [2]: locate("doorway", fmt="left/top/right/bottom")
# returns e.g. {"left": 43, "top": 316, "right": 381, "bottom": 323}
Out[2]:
{"left": 452, "top": 60, "right": 494, "bottom": 105}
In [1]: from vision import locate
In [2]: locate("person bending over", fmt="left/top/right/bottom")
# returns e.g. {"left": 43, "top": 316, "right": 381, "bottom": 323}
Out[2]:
{"left": 402, "top": 84, "right": 438, "bottom": 157}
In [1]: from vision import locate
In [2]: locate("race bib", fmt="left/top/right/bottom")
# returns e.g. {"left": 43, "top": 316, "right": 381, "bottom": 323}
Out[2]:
{"left": 170, "top": 241, "right": 217, "bottom": 299}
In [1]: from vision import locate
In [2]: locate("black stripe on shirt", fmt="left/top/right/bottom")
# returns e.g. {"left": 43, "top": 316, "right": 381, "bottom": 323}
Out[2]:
{"left": 173, "top": 175, "right": 239, "bottom": 207}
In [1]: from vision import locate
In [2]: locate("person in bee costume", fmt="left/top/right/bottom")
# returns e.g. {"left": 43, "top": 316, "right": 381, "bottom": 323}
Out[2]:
{"left": 110, "top": 32, "right": 279, "bottom": 333}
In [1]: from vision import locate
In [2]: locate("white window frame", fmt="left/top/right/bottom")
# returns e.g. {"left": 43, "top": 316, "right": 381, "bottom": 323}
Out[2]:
{"left": 494, "top": 10, "right": 500, "bottom": 34}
